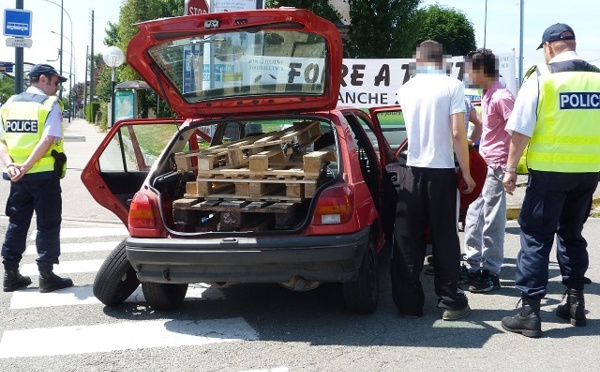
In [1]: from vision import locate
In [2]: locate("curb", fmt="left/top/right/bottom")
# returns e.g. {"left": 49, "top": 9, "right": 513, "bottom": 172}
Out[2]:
{"left": 507, "top": 195, "right": 600, "bottom": 220}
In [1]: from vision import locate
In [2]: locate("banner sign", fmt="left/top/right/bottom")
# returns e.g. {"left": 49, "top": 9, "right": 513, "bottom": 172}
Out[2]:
{"left": 338, "top": 53, "right": 516, "bottom": 108}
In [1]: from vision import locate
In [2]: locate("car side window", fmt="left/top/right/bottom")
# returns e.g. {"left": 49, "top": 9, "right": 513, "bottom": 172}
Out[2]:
{"left": 98, "top": 123, "right": 180, "bottom": 172}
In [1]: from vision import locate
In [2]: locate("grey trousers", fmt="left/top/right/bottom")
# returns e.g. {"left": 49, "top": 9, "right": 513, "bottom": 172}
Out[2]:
{"left": 463, "top": 167, "right": 506, "bottom": 275}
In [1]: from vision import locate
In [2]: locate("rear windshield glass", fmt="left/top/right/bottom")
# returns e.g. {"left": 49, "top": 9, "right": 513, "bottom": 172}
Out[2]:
{"left": 147, "top": 28, "right": 328, "bottom": 102}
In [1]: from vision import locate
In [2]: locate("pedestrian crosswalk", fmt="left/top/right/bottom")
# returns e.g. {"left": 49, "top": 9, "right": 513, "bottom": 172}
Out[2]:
{"left": 0, "top": 224, "right": 260, "bottom": 363}
{"left": 0, "top": 318, "right": 258, "bottom": 358}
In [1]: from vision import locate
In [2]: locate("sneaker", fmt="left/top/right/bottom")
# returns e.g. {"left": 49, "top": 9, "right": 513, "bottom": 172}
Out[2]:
{"left": 469, "top": 270, "right": 500, "bottom": 293}
{"left": 458, "top": 265, "right": 477, "bottom": 285}
{"left": 442, "top": 305, "right": 472, "bottom": 321}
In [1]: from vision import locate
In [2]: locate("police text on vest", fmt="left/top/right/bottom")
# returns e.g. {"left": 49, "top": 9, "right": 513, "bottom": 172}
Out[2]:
{"left": 4, "top": 120, "right": 38, "bottom": 132}
{"left": 559, "top": 92, "right": 600, "bottom": 109}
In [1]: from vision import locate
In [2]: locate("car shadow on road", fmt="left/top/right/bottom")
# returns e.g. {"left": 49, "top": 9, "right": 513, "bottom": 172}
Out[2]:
{"left": 98, "top": 252, "right": 600, "bottom": 348}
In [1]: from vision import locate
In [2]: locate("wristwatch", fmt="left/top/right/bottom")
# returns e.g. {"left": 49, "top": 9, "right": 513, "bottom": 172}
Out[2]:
{"left": 505, "top": 166, "right": 517, "bottom": 173}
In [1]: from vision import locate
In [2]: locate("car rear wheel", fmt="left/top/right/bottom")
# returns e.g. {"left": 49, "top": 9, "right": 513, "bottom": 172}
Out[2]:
{"left": 93, "top": 240, "right": 140, "bottom": 307}
{"left": 342, "top": 237, "right": 379, "bottom": 314}
{"left": 142, "top": 282, "right": 188, "bottom": 310}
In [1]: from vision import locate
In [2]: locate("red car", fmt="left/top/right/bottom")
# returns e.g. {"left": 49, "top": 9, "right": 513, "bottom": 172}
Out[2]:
{"left": 82, "top": 9, "right": 485, "bottom": 314}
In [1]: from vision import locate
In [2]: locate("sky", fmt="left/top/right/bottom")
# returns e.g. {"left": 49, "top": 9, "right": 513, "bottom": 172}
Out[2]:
{"left": 2, "top": 0, "right": 600, "bottom": 90}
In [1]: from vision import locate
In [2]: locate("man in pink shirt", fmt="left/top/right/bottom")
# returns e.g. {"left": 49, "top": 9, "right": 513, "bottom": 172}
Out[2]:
{"left": 462, "top": 49, "right": 515, "bottom": 293}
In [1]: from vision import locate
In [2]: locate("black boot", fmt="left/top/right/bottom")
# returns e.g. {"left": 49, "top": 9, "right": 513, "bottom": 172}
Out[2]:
{"left": 556, "top": 288, "right": 586, "bottom": 326}
{"left": 3, "top": 269, "right": 32, "bottom": 292}
{"left": 39, "top": 270, "right": 73, "bottom": 293}
{"left": 501, "top": 297, "right": 542, "bottom": 338}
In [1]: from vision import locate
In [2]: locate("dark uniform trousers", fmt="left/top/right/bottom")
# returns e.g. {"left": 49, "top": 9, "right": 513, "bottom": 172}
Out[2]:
{"left": 1, "top": 172, "right": 62, "bottom": 271}
{"left": 391, "top": 166, "right": 467, "bottom": 314}
{"left": 516, "top": 170, "right": 600, "bottom": 299}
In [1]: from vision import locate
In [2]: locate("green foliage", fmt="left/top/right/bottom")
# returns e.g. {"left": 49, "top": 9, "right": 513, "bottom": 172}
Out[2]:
{"left": 345, "top": 0, "right": 422, "bottom": 58}
{"left": 104, "top": 21, "right": 119, "bottom": 47}
{"left": 94, "top": 0, "right": 181, "bottom": 120}
{"left": 86, "top": 101, "right": 101, "bottom": 123}
{"left": 414, "top": 4, "right": 476, "bottom": 56}
{"left": 0, "top": 75, "right": 15, "bottom": 103}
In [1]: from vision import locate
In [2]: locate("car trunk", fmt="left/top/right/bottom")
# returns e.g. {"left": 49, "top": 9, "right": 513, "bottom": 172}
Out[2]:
{"left": 149, "top": 117, "right": 340, "bottom": 235}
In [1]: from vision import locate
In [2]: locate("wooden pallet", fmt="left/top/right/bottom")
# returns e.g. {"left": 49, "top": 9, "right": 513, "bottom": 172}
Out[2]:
{"left": 172, "top": 198, "right": 299, "bottom": 230}
{"left": 187, "top": 150, "right": 334, "bottom": 199}
{"left": 175, "top": 120, "right": 324, "bottom": 172}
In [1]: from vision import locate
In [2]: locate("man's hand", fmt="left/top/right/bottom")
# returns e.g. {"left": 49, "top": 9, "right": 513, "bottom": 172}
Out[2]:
{"left": 503, "top": 172, "right": 518, "bottom": 195}
{"left": 461, "top": 173, "right": 476, "bottom": 194}
{"left": 6, "top": 164, "right": 24, "bottom": 182}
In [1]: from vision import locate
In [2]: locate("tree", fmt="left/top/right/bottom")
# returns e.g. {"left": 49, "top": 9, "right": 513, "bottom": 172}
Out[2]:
{"left": 0, "top": 75, "right": 15, "bottom": 104}
{"left": 345, "top": 0, "right": 422, "bottom": 58}
{"left": 94, "top": 0, "right": 182, "bottom": 121}
{"left": 414, "top": 4, "right": 476, "bottom": 56}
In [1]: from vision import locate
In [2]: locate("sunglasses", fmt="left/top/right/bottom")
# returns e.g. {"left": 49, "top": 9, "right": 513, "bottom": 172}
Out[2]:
{"left": 43, "top": 74, "right": 61, "bottom": 87}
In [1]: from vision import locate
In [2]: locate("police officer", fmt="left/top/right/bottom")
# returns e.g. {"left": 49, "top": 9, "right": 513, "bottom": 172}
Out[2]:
{"left": 1, "top": 64, "right": 73, "bottom": 293}
{"left": 501, "top": 24, "right": 600, "bottom": 337}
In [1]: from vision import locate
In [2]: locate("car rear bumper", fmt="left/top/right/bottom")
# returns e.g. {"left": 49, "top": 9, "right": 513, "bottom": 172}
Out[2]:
{"left": 126, "top": 228, "right": 370, "bottom": 284}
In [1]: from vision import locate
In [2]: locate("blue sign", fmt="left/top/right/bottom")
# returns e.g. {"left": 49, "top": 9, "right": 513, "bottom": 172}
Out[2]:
{"left": 3, "top": 9, "right": 32, "bottom": 38}
{"left": 0, "top": 62, "right": 14, "bottom": 73}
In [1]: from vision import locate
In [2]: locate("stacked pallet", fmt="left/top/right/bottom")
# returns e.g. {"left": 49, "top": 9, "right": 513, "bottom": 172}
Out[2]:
{"left": 171, "top": 121, "right": 337, "bottom": 231}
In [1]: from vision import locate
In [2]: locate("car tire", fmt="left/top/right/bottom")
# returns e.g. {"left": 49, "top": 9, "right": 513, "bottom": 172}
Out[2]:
{"left": 142, "top": 282, "right": 188, "bottom": 310}
{"left": 342, "top": 237, "right": 379, "bottom": 314}
{"left": 93, "top": 240, "right": 141, "bottom": 307}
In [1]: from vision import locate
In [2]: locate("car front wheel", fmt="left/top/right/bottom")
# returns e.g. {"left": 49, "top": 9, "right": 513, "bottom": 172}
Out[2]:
{"left": 142, "top": 282, "right": 188, "bottom": 310}
{"left": 93, "top": 240, "right": 141, "bottom": 307}
{"left": 342, "top": 237, "right": 379, "bottom": 314}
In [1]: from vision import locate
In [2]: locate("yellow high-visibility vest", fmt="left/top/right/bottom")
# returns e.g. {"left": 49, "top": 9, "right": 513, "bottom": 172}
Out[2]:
{"left": 1, "top": 93, "right": 65, "bottom": 175}
{"left": 527, "top": 62, "right": 600, "bottom": 172}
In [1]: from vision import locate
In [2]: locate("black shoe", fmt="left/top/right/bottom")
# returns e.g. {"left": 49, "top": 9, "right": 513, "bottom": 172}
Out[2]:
{"left": 3, "top": 270, "right": 32, "bottom": 292}
{"left": 501, "top": 298, "right": 542, "bottom": 338}
{"left": 458, "top": 264, "right": 477, "bottom": 285}
{"left": 39, "top": 272, "right": 73, "bottom": 293}
{"left": 556, "top": 288, "right": 586, "bottom": 326}
{"left": 469, "top": 270, "right": 501, "bottom": 293}
{"left": 442, "top": 305, "right": 471, "bottom": 321}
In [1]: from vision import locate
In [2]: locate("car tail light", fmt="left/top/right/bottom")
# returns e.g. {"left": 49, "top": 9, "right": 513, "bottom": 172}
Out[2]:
{"left": 128, "top": 192, "right": 157, "bottom": 230}
{"left": 312, "top": 184, "right": 354, "bottom": 225}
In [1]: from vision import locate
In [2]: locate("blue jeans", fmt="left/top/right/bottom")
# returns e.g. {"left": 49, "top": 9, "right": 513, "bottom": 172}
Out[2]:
{"left": 516, "top": 170, "right": 599, "bottom": 299}
{"left": 2, "top": 172, "right": 62, "bottom": 271}
{"left": 463, "top": 167, "right": 506, "bottom": 275}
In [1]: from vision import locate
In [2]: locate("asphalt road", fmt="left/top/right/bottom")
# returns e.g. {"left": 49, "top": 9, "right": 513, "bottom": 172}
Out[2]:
{"left": 0, "top": 119, "right": 599, "bottom": 371}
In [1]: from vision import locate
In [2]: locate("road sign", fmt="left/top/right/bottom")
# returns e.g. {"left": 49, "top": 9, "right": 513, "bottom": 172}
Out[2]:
{"left": 6, "top": 37, "right": 33, "bottom": 48}
{"left": 0, "top": 61, "right": 14, "bottom": 73}
{"left": 185, "top": 0, "right": 209, "bottom": 15}
{"left": 3, "top": 9, "right": 32, "bottom": 38}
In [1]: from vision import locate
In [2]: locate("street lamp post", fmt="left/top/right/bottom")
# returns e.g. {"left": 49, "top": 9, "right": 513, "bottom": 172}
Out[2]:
{"left": 41, "top": 0, "right": 72, "bottom": 101}
{"left": 50, "top": 31, "right": 75, "bottom": 122}
{"left": 103, "top": 46, "right": 125, "bottom": 128}
{"left": 483, "top": 0, "right": 488, "bottom": 49}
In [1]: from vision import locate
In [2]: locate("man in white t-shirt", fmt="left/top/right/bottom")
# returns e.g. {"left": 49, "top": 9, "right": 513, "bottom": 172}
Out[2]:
{"left": 391, "top": 40, "right": 475, "bottom": 321}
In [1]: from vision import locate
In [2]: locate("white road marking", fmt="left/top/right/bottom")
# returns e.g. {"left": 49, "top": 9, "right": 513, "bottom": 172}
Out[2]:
{"left": 28, "top": 227, "right": 128, "bottom": 240}
{"left": 0, "top": 317, "right": 259, "bottom": 358}
{"left": 25, "top": 241, "right": 120, "bottom": 255}
{"left": 9, "top": 283, "right": 225, "bottom": 309}
{"left": 20, "top": 260, "right": 104, "bottom": 276}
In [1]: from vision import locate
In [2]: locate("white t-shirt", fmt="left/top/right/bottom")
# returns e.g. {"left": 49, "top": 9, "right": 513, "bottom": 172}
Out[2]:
{"left": 0, "top": 87, "right": 62, "bottom": 141}
{"left": 397, "top": 70, "right": 466, "bottom": 168}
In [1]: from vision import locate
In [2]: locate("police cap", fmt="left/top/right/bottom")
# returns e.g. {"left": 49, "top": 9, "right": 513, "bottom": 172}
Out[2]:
{"left": 29, "top": 64, "right": 68, "bottom": 83}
